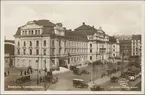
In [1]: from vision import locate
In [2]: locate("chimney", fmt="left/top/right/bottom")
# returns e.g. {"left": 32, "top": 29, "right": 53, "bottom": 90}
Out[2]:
{"left": 92, "top": 26, "right": 94, "bottom": 28}
{"left": 83, "top": 22, "right": 85, "bottom": 25}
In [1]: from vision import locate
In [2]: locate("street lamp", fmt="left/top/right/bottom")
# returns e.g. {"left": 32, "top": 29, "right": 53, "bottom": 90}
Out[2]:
{"left": 36, "top": 58, "right": 39, "bottom": 84}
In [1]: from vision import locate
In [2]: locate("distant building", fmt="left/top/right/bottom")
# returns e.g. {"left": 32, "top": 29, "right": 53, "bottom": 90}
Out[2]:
{"left": 119, "top": 40, "right": 131, "bottom": 59}
{"left": 114, "top": 35, "right": 132, "bottom": 40}
{"left": 131, "top": 35, "right": 141, "bottom": 56}
{"left": 5, "top": 40, "right": 15, "bottom": 68}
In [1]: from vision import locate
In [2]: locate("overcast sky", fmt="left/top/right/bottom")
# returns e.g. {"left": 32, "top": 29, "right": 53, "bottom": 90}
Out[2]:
{"left": 2, "top": 1, "right": 144, "bottom": 40}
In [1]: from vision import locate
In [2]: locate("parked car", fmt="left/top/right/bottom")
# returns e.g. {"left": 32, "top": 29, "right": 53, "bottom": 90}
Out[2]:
{"left": 90, "top": 84, "right": 104, "bottom": 91}
{"left": 73, "top": 79, "right": 88, "bottom": 88}
{"left": 73, "top": 68, "right": 82, "bottom": 75}
{"left": 16, "top": 75, "right": 31, "bottom": 84}
{"left": 110, "top": 76, "right": 118, "bottom": 82}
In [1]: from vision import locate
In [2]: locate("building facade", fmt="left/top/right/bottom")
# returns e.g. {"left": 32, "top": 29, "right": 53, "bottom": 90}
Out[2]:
{"left": 5, "top": 40, "right": 15, "bottom": 68}
{"left": 14, "top": 20, "right": 120, "bottom": 70}
{"left": 131, "top": 35, "right": 141, "bottom": 56}
{"left": 109, "top": 36, "right": 120, "bottom": 58}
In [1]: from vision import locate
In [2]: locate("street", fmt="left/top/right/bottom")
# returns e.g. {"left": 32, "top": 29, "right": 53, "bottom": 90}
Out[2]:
{"left": 4, "top": 59, "right": 141, "bottom": 91}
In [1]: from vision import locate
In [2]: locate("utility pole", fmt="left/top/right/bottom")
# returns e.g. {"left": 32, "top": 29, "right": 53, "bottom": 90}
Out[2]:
{"left": 121, "top": 52, "right": 124, "bottom": 72}
{"left": 44, "top": 59, "right": 47, "bottom": 90}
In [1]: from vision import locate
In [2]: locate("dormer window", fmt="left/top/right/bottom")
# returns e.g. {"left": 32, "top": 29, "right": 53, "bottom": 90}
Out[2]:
{"left": 35, "top": 30, "right": 37, "bottom": 34}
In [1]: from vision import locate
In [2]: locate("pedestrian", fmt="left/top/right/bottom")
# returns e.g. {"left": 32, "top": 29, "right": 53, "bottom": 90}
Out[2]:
{"left": 4, "top": 72, "right": 7, "bottom": 77}
{"left": 20, "top": 70, "right": 23, "bottom": 76}
{"left": 24, "top": 71, "right": 27, "bottom": 75}
{"left": 40, "top": 77, "right": 42, "bottom": 83}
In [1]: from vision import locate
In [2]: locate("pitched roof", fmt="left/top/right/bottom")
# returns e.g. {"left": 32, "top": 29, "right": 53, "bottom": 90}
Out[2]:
{"left": 132, "top": 35, "right": 141, "bottom": 40}
{"left": 33, "top": 19, "right": 55, "bottom": 27}
{"left": 65, "top": 29, "right": 88, "bottom": 41}
{"left": 5, "top": 40, "right": 15, "bottom": 43}
{"left": 74, "top": 22, "right": 98, "bottom": 35}
{"left": 14, "top": 20, "right": 56, "bottom": 37}
{"left": 109, "top": 36, "right": 117, "bottom": 43}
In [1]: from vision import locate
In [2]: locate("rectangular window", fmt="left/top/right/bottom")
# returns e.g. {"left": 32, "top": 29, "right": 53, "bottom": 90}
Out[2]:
{"left": 90, "top": 56, "right": 92, "bottom": 60}
{"left": 18, "top": 49, "right": 20, "bottom": 55}
{"left": 44, "top": 40, "right": 46, "bottom": 46}
{"left": 90, "top": 49, "right": 92, "bottom": 53}
{"left": 52, "top": 49, "right": 54, "bottom": 55}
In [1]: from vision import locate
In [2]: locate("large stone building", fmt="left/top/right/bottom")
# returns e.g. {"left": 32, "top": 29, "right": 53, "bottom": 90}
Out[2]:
{"left": 109, "top": 36, "right": 120, "bottom": 58}
{"left": 131, "top": 35, "right": 141, "bottom": 56}
{"left": 14, "top": 20, "right": 120, "bottom": 71}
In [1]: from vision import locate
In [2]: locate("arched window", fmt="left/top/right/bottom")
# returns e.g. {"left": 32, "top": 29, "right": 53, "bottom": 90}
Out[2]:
{"left": 30, "top": 41, "right": 32, "bottom": 46}
{"left": 18, "top": 41, "right": 20, "bottom": 46}
{"left": 44, "top": 40, "right": 46, "bottom": 46}
{"left": 24, "top": 41, "right": 26, "bottom": 46}
{"left": 30, "top": 49, "right": 32, "bottom": 55}
{"left": 36, "top": 41, "right": 39, "bottom": 46}
{"left": 23, "top": 49, "right": 26, "bottom": 55}
{"left": 36, "top": 49, "right": 39, "bottom": 55}
{"left": 90, "top": 43, "right": 92, "bottom": 47}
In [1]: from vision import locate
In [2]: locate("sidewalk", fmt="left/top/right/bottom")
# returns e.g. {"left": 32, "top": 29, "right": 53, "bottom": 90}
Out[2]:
{"left": 88, "top": 69, "right": 127, "bottom": 86}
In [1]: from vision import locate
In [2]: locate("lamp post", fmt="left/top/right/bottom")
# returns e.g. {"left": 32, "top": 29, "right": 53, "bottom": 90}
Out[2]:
{"left": 36, "top": 58, "right": 39, "bottom": 84}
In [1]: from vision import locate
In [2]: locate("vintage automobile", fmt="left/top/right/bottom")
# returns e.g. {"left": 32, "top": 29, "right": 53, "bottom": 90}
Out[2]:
{"left": 70, "top": 66, "right": 77, "bottom": 71}
{"left": 16, "top": 75, "right": 31, "bottom": 84}
{"left": 110, "top": 76, "right": 119, "bottom": 82}
{"left": 90, "top": 84, "right": 104, "bottom": 91}
{"left": 80, "top": 69, "right": 89, "bottom": 75}
{"left": 73, "top": 68, "right": 82, "bottom": 75}
{"left": 73, "top": 79, "right": 88, "bottom": 88}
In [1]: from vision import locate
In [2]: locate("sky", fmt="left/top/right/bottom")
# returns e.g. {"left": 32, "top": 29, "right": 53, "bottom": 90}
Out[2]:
{"left": 1, "top": 1, "right": 144, "bottom": 40}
